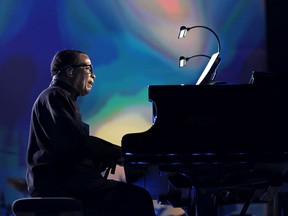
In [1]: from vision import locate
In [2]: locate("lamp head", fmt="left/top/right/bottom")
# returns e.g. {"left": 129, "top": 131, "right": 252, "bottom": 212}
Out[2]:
{"left": 179, "top": 56, "right": 187, "bottom": 67}
{"left": 178, "top": 26, "right": 188, "bottom": 39}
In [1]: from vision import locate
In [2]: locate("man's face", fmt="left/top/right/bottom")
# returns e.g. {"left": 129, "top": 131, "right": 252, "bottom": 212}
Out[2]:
{"left": 72, "top": 53, "right": 96, "bottom": 96}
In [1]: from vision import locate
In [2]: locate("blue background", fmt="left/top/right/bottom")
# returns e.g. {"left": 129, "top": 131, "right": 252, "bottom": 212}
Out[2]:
{"left": 0, "top": 0, "right": 268, "bottom": 211}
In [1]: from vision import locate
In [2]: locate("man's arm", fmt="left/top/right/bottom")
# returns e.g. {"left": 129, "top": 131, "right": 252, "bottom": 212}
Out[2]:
{"left": 85, "top": 136, "right": 122, "bottom": 171}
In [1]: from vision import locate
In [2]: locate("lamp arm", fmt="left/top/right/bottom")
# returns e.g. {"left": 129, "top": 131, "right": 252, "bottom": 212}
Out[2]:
{"left": 179, "top": 54, "right": 211, "bottom": 68}
{"left": 187, "top": 25, "right": 221, "bottom": 53}
{"left": 187, "top": 54, "right": 211, "bottom": 60}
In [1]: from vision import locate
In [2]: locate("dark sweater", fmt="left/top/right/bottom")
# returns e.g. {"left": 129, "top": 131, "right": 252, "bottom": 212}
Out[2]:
{"left": 26, "top": 79, "right": 121, "bottom": 197}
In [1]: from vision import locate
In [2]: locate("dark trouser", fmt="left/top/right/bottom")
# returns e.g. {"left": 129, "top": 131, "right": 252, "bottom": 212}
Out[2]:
{"left": 73, "top": 181, "right": 156, "bottom": 216}
{"left": 30, "top": 165, "right": 155, "bottom": 216}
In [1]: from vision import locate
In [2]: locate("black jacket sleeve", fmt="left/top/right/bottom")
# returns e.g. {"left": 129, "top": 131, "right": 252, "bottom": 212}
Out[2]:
{"left": 84, "top": 136, "right": 122, "bottom": 171}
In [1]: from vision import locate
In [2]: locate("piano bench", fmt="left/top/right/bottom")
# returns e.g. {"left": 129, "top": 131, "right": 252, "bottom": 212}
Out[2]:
{"left": 12, "top": 197, "right": 84, "bottom": 216}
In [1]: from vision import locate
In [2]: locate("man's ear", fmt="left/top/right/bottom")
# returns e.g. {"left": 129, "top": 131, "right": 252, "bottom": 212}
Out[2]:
{"left": 65, "top": 66, "right": 74, "bottom": 77}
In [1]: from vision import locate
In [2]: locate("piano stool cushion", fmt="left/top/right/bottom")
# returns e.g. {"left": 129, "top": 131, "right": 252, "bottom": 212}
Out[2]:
{"left": 11, "top": 197, "right": 84, "bottom": 216}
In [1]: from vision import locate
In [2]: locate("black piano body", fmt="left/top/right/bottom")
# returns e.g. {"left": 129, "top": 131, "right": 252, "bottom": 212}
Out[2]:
{"left": 122, "top": 73, "right": 288, "bottom": 215}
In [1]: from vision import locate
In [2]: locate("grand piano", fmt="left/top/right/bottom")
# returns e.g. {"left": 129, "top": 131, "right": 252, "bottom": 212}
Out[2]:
{"left": 121, "top": 72, "right": 288, "bottom": 216}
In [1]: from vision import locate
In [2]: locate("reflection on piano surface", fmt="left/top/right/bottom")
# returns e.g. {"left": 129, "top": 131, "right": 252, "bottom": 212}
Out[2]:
{"left": 122, "top": 72, "right": 288, "bottom": 216}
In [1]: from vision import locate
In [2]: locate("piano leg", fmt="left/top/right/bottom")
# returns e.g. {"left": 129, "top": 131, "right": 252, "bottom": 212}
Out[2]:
{"left": 124, "top": 165, "right": 170, "bottom": 200}
{"left": 238, "top": 189, "right": 255, "bottom": 216}
{"left": 276, "top": 184, "right": 288, "bottom": 215}
{"left": 193, "top": 188, "right": 219, "bottom": 216}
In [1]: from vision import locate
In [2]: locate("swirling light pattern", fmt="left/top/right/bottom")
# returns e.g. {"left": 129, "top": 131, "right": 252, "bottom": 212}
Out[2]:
{"left": 0, "top": 0, "right": 266, "bottom": 204}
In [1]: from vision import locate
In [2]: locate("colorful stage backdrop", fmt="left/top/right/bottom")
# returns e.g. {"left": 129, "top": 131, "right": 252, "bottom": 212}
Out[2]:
{"left": 0, "top": 0, "right": 266, "bottom": 207}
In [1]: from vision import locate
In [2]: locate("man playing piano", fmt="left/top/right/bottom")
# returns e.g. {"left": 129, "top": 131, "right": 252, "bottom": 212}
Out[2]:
{"left": 26, "top": 49, "right": 155, "bottom": 216}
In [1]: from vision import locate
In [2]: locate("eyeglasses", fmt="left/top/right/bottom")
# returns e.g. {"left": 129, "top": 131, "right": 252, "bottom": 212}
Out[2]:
{"left": 70, "top": 64, "right": 94, "bottom": 75}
